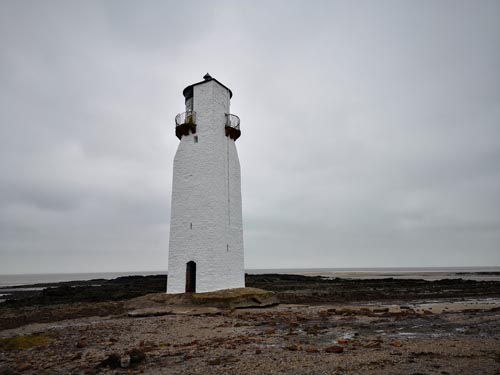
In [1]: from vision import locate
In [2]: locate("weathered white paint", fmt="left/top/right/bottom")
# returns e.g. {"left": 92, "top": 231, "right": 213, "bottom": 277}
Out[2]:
{"left": 167, "top": 79, "right": 244, "bottom": 293}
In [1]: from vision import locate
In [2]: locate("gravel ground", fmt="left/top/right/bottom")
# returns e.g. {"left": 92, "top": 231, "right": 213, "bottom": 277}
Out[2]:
{"left": 1, "top": 299, "right": 499, "bottom": 375}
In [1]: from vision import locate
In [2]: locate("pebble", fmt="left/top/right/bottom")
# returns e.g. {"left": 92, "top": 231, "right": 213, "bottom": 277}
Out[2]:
{"left": 120, "top": 355, "right": 131, "bottom": 368}
{"left": 325, "top": 345, "right": 343, "bottom": 353}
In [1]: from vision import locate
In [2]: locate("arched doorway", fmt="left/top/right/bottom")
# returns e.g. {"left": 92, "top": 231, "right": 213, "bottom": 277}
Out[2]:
{"left": 185, "top": 261, "right": 196, "bottom": 293}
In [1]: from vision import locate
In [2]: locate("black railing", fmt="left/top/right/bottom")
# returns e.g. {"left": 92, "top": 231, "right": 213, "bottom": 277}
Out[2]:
{"left": 226, "top": 113, "right": 240, "bottom": 130}
{"left": 175, "top": 111, "right": 196, "bottom": 127}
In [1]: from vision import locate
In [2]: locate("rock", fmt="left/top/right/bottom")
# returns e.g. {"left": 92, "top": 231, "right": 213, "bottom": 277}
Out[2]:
{"left": 373, "top": 307, "right": 389, "bottom": 313}
{"left": 16, "top": 364, "right": 32, "bottom": 372}
{"left": 364, "top": 341, "right": 381, "bottom": 348}
{"left": 297, "top": 315, "right": 309, "bottom": 322}
{"left": 76, "top": 339, "right": 87, "bottom": 348}
{"left": 264, "top": 328, "right": 276, "bottom": 335}
{"left": 128, "top": 348, "right": 146, "bottom": 365}
{"left": 0, "top": 367, "right": 15, "bottom": 375}
{"left": 336, "top": 308, "right": 355, "bottom": 316}
{"left": 208, "top": 357, "right": 222, "bottom": 365}
{"left": 305, "top": 346, "right": 320, "bottom": 353}
{"left": 337, "top": 338, "right": 348, "bottom": 344}
{"left": 359, "top": 308, "right": 372, "bottom": 315}
{"left": 124, "top": 292, "right": 191, "bottom": 310}
{"left": 0, "top": 366, "right": 16, "bottom": 375}
{"left": 285, "top": 344, "right": 302, "bottom": 351}
{"left": 183, "top": 351, "right": 195, "bottom": 360}
{"left": 82, "top": 367, "right": 98, "bottom": 375}
{"left": 306, "top": 326, "right": 320, "bottom": 335}
{"left": 255, "top": 348, "right": 262, "bottom": 354}
{"left": 127, "top": 307, "right": 173, "bottom": 317}
{"left": 325, "top": 345, "right": 343, "bottom": 353}
{"left": 390, "top": 339, "right": 402, "bottom": 347}
{"left": 191, "top": 287, "right": 279, "bottom": 308}
{"left": 172, "top": 306, "right": 223, "bottom": 316}
{"left": 120, "top": 355, "right": 131, "bottom": 368}
{"left": 99, "top": 353, "right": 121, "bottom": 369}
{"left": 72, "top": 352, "right": 82, "bottom": 360}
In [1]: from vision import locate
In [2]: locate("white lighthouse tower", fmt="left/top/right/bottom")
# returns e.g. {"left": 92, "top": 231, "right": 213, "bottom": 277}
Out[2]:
{"left": 167, "top": 74, "right": 245, "bottom": 294}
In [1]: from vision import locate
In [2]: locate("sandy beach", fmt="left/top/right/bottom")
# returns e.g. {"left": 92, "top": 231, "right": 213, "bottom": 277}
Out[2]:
{"left": 1, "top": 274, "right": 499, "bottom": 374}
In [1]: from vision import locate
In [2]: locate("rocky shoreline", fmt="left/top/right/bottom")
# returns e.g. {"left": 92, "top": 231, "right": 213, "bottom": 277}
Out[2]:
{"left": 1, "top": 274, "right": 500, "bottom": 374}
{"left": 3, "top": 273, "right": 500, "bottom": 308}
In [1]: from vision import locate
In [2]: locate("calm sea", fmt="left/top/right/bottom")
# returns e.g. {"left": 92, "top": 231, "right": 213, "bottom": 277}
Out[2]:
{"left": 0, "top": 267, "right": 499, "bottom": 288}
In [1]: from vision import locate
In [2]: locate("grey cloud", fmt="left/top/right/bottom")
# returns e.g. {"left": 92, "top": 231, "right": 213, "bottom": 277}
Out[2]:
{"left": 0, "top": 0, "right": 499, "bottom": 273}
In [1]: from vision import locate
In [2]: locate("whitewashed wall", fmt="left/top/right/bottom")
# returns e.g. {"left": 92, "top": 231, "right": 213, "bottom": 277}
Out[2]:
{"left": 167, "top": 79, "right": 245, "bottom": 293}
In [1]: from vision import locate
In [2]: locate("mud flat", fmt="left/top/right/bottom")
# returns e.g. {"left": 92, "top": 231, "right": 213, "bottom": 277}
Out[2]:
{"left": 1, "top": 274, "right": 499, "bottom": 374}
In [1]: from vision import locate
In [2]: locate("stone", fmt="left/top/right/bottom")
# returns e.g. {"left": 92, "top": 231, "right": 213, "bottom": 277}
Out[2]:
{"left": 325, "top": 345, "right": 343, "bottom": 353}
{"left": 364, "top": 341, "right": 381, "bottom": 348}
{"left": 128, "top": 348, "right": 146, "bottom": 365}
{"left": 99, "top": 353, "right": 121, "bottom": 369}
{"left": 305, "top": 346, "right": 320, "bottom": 353}
{"left": 127, "top": 307, "right": 174, "bottom": 317}
{"left": 76, "top": 339, "right": 87, "bottom": 348}
{"left": 0, "top": 367, "right": 15, "bottom": 375}
{"left": 120, "top": 355, "right": 131, "bottom": 368}
{"left": 207, "top": 357, "right": 222, "bottom": 365}
{"left": 191, "top": 288, "right": 279, "bottom": 309}
{"left": 390, "top": 340, "right": 402, "bottom": 347}
{"left": 16, "top": 364, "right": 32, "bottom": 372}
{"left": 71, "top": 353, "right": 82, "bottom": 360}
{"left": 83, "top": 367, "right": 98, "bottom": 375}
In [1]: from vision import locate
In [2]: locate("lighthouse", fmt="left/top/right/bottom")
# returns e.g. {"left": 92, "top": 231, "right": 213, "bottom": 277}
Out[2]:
{"left": 167, "top": 74, "right": 245, "bottom": 294}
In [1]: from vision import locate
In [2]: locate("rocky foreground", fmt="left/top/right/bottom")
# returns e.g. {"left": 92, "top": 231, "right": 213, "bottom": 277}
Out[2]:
{"left": 1, "top": 274, "right": 500, "bottom": 374}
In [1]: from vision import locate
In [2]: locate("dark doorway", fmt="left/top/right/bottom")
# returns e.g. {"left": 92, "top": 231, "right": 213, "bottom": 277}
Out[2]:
{"left": 185, "top": 261, "right": 196, "bottom": 293}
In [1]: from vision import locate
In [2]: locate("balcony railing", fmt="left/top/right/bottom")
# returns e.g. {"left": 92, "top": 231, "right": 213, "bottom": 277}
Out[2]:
{"left": 225, "top": 113, "right": 241, "bottom": 141}
{"left": 175, "top": 111, "right": 196, "bottom": 140}
{"left": 175, "top": 111, "right": 196, "bottom": 127}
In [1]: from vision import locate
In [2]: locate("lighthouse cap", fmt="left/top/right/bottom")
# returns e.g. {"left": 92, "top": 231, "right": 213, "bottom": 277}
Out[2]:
{"left": 183, "top": 73, "right": 233, "bottom": 99}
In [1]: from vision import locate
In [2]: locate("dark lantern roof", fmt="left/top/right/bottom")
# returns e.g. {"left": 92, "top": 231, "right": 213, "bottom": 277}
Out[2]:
{"left": 183, "top": 73, "right": 233, "bottom": 100}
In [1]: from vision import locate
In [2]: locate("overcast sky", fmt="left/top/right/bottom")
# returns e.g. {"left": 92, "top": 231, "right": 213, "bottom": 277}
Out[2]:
{"left": 0, "top": 0, "right": 499, "bottom": 274}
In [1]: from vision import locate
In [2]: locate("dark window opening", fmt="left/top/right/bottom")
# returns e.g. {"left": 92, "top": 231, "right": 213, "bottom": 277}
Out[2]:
{"left": 194, "top": 136, "right": 198, "bottom": 143}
